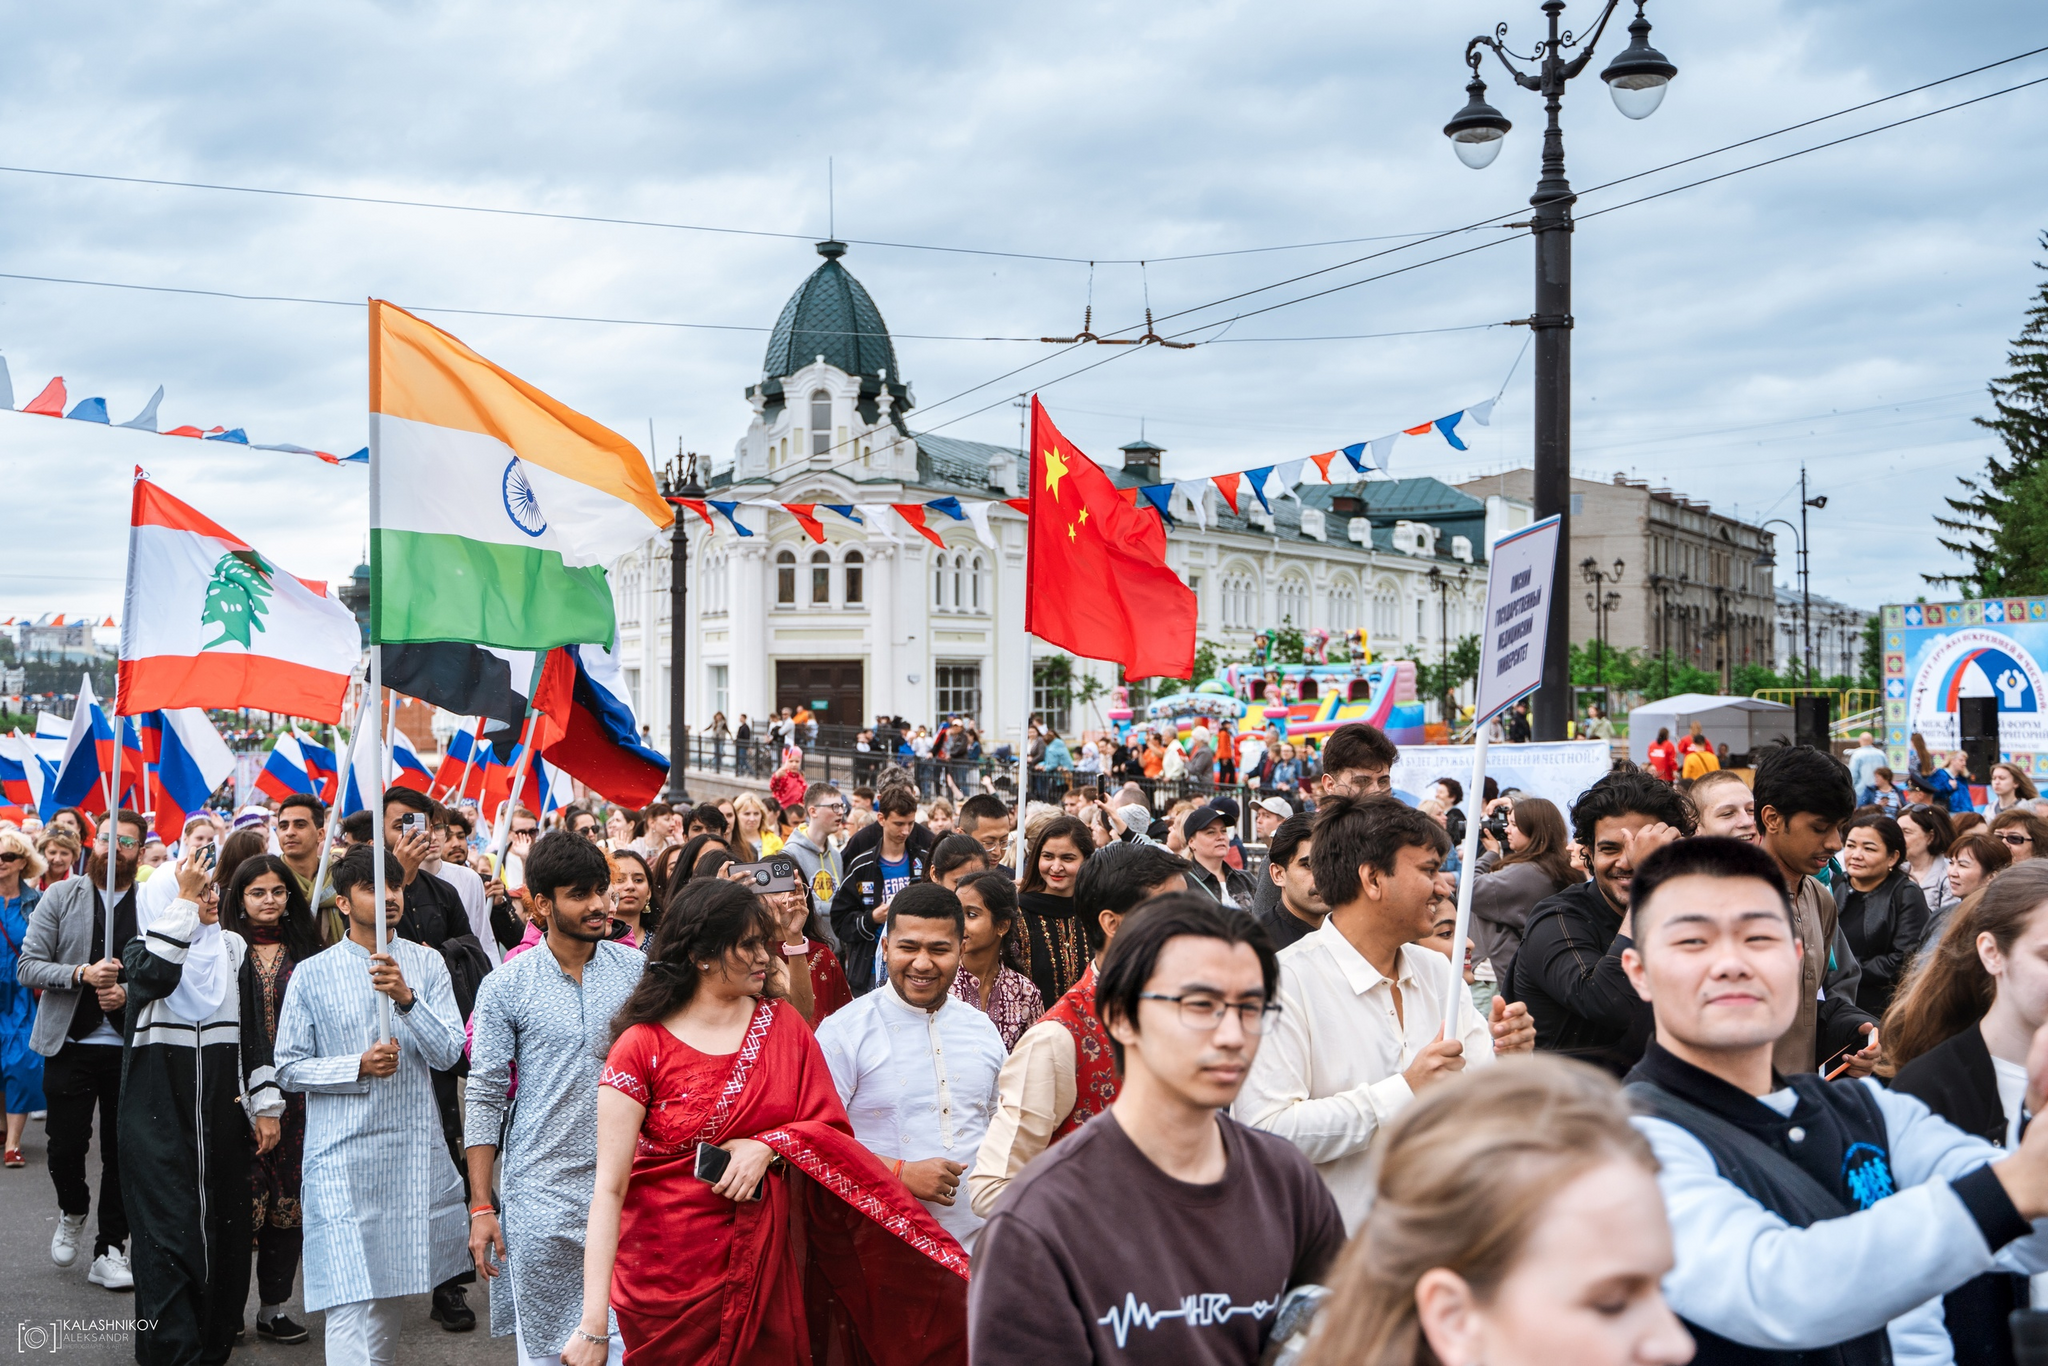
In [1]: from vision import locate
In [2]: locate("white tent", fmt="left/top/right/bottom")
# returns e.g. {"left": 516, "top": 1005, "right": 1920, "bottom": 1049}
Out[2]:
{"left": 1628, "top": 693, "right": 1795, "bottom": 764}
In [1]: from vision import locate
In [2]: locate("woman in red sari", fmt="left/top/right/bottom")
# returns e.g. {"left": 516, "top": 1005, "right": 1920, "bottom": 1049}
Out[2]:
{"left": 565, "top": 878, "right": 967, "bottom": 1366}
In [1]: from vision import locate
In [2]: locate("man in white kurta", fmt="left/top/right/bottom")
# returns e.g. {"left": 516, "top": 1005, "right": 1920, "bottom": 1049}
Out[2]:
{"left": 814, "top": 883, "right": 1006, "bottom": 1251}
{"left": 274, "top": 846, "right": 469, "bottom": 1364}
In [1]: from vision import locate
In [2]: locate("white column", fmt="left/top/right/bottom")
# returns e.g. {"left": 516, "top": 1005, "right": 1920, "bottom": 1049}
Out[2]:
{"left": 869, "top": 543, "right": 898, "bottom": 723}
{"left": 730, "top": 541, "right": 769, "bottom": 725}
{"left": 993, "top": 518, "right": 1028, "bottom": 740}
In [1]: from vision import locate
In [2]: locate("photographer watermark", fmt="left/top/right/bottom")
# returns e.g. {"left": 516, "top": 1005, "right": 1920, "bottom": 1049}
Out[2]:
{"left": 17, "top": 1319, "right": 156, "bottom": 1353}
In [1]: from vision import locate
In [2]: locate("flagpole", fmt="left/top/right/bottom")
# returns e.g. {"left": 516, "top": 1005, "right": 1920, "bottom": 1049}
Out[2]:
{"left": 307, "top": 683, "right": 370, "bottom": 938}
{"left": 492, "top": 709, "right": 542, "bottom": 873}
{"left": 104, "top": 678, "right": 121, "bottom": 962}
{"left": 442, "top": 718, "right": 483, "bottom": 805}
{"left": 1440, "top": 728, "right": 1489, "bottom": 1038}
{"left": 1016, "top": 634, "right": 1031, "bottom": 872}
{"left": 368, "top": 652, "right": 392, "bottom": 1040}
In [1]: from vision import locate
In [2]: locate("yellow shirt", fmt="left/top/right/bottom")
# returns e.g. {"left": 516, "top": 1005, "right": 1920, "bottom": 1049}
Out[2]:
{"left": 759, "top": 830, "right": 785, "bottom": 856}
{"left": 1680, "top": 748, "right": 1721, "bottom": 780}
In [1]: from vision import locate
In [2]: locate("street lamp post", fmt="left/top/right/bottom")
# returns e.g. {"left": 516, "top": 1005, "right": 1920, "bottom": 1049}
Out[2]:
{"left": 1580, "top": 556, "right": 1624, "bottom": 718}
{"left": 1445, "top": 0, "right": 1675, "bottom": 740}
{"left": 660, "top": 446, "right": 706, "bottom": 804}
{"left": 1758, "top": 476, "right": 1823, "bottom": 684}
{"left": 1645, "top": 570, "right": 1687, "bottom": 697}
{"left": 1427, "top": 564, "right": 1472, "bottom": 726}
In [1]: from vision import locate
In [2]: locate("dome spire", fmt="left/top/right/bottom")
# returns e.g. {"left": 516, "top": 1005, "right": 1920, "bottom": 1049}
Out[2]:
{"left": 816, "top": 238, "right": 847, "bottom": 260}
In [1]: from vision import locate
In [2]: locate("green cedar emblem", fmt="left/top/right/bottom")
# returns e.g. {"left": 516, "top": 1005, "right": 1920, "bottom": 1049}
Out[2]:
{"left": 201, "top": 550, "right": 275, "bottom": 650}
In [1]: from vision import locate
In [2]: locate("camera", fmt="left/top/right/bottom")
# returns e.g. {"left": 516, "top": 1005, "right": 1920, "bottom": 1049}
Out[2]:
{"left": 1483, "top": 809, "right": 1512, "bottom": 844}
{"left": 731, "top": 855, "right": 798, "bottom": 894}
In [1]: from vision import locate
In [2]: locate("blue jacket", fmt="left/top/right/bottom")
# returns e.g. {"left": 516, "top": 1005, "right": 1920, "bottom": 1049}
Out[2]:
{"left": 1921, "top": 768, "right": 1977, "bottom": 814}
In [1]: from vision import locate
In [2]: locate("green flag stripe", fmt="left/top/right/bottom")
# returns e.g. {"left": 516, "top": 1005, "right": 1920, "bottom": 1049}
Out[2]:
{"left": 370, "top": 528, "right": 616, "bottom": 649}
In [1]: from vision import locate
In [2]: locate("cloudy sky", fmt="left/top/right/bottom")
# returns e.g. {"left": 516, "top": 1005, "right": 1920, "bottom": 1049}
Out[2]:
{"left": 1, "top": 0, "right": 2042, "bottom": 627}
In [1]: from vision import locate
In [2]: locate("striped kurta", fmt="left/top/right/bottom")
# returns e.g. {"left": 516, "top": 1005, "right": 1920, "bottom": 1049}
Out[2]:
{"left": 273, "top": 936, "right": 470, "bottom": 1312}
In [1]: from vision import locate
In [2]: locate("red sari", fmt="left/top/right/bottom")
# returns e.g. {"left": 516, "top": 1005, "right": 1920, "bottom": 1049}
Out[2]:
{"left": 600, "top": 1000, "right": 968, "bottom": 1365}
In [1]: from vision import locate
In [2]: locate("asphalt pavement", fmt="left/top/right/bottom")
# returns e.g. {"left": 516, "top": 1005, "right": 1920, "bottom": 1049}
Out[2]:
{"left": 3, "top": 1114, "right": 511, "bottom": 1364}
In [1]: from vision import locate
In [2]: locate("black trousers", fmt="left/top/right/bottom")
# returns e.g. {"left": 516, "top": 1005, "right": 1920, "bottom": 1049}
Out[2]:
{"left": 254, "top": 1225, "right": 301, "bottom": 1307}
{"left": 125, "top": 1121, "right": 252, "bottom": 1366}
{"left": 43, "top": 1042, "right": 127, "bottom": 1255}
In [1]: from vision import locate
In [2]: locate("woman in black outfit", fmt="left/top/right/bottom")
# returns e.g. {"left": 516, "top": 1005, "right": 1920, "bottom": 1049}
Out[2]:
{"left": 1013, "top": 814, "right": 1095, "bottom": 1009}
{"left": 1835, "top": 813, "right": 1931, "bottom": 1016}
{"left": 1884, "top": 862, "right": 2048, "bottom": 1366}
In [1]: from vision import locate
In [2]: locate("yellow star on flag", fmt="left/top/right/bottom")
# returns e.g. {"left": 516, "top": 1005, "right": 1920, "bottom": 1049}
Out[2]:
{"left": 1078, "top": 507, "right": 1089, "bottom": 527}
{"left": 1067, "top": 522, "right": 1077, "bottom": 542}
{"left": 1044, "top": 446, "right": 1069, "bottom": 499}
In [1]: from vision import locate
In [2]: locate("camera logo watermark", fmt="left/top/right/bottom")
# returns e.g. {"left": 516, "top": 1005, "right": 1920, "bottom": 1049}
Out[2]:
{"left": 17, "top": 1319, "right": 156, "bottom": 1353}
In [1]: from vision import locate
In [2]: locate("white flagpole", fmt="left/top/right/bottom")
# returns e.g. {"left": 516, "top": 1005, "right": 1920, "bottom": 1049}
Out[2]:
{"left": 1016, "top": 636, "right": 1032, "bottom": 872}
{"left": 307, "top": 682, "right": 370, "bottom": 935}
{"left": 492, "top": 710, "right": 543, "bottom": 871}
{"left": 1441, "top": 729, "right": 1489, "bottom": 1036}
{"left": 368, "top": 656, "right": 392, "bottom": 1040}
{"left": 440, "top": 718, "right": 482, "bottom": 805}
{"left": 103, "top": 687, "right": 121, "bottom": 961}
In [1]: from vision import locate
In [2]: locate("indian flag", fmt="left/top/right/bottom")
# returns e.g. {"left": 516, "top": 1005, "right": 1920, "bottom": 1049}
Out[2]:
{"left": 368, "top": 300, "right": 674, "bottom": 649}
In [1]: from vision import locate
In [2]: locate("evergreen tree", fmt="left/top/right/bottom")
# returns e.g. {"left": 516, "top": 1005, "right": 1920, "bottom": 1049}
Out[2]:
{"left": 1932, "top": 233, "right": 2048, "bottom": 595}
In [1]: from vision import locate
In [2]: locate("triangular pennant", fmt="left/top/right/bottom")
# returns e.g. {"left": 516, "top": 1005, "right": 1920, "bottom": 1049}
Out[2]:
{"left": 1118, "top": 487, "right": 1142, "bottom": 508}
{"left": 22, "top": 377, "right": 65, "bottom": 416}
{"left": 1340, "top": 442, "right": 1369, "bottom": 475}
{"left": 1003, "top": 498, "right": 1030, "bottom": 516}
{"left": 1308, "top": 451, "right": 1339, "bottom": 482}
{"left": 1369, "top": 436, "right": 1397, "bottom": 473}
{"left": 1210, "top": 472, "right": 1242, "bottom": 513}
{"left": 1138, "top": 484, "right": 1177, "bottom": 527}
{"left": 1466, "top": 398, "right": 1497, "bottom": 427}
{"left": 0, "top": 354, "right": 11, "bottom": 411}
{"left": 892, "top": 504, "right": 947, "bottom": 548}
{"left": 961, "top": 499, "right": 995, "bottom": 547}
{"left": 781, "top": 503, "right": 827, "bottom": 543}
{"left": 856, "top": 503, "right": 901, "bottom": 539}
{"left": 1173, "top": 481, "right": 1210, "bottom": 532}
{"left": 705, "top": 499, "right": 755, "bottom": 537}
{"left": 204, "top": 427, "right": 249, "bottom": 444}
{"left": 664, "top": 496, "right": 714, "bottom": 526}
{"left": 116, "top": 386, "right": 164, "bottom": 432}
{"left": 1433, "top": 411, "right": 1469, "bottom": 452}
{"left": 341, "top": 448, "right": 369, "bottom": 464}
{"left": 1403, "top": 420, "right": 1434, "bottom": 436}
{"left": 924, "top": 496, "right": 967, "bottom": 522}
{"left": 64, "top": 397, "right": 109, "bottom": 424}
{"left": 1241, "top": 466, "right": 1273, "bottom": 513}
{"left": 822, "top": 504, "right": 864, "bottom": 525}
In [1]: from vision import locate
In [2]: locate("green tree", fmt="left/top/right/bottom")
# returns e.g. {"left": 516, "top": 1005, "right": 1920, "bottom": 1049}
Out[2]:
{"left": 1191, "top": 638, "right": 1231, "bottom": 687}
{"left": 1268, "top": 624, "right": 1306, "bottom": 666}
{"left": 1416, "top": 634, "right": 1481, "bottom": 720}
{"left": 1932, "top": 233, "right": 2048, "bottom": 595}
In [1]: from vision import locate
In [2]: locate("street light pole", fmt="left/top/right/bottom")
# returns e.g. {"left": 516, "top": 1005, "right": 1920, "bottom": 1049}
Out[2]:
{"left": 1580, "top": 555, "right": 1624, "bottom": 720}
{"left": 1427, "top": 565, "right": 1471, "bottom": 726}
{"left": 1798, "top": 463, "right": 1826, "bottom": 686}
{"left": 1445, "top": 1, "right": 1675, "bottom": 740}
{"left": 661, "top": 445, "right": 705, "bottom": 804}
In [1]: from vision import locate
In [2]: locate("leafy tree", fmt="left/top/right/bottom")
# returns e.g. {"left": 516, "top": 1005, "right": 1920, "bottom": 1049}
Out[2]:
{"left": 1416, "top": 634, "right": 1481, "bottom": 720}
{"left": 1268, "top": 624, "right": 1306, "bottom": 666}
{"left": 1932, "top": 234, "right": 2048, "bottom": 595}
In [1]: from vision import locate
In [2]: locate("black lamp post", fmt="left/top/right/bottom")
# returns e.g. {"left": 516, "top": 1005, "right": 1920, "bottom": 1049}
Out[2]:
{"left": 660, "top": 446, "right": 705, "bottom": 803}
{"left": 1645, "top": 570, "right": 1687, "bottom": 697}
{"left": 1445, "top": 0, "right": 1675, "bottom": 739}
{"left": 1758, "top": 475, "right": 1822, "bottom": 686}
{"left": 1426, "top": 564, "right": 1472, "bottom": 725}
{"left": 1580, "top": 555, "right": 1624, "bottom": 717}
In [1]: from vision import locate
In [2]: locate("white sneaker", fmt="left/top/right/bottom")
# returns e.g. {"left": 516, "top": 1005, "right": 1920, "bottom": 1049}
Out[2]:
{"left": 49, "top": 1213, "right": 85, "bottom": 1267}
{"left": 87, "top": 1246, "right": 133, "bottom": 1290}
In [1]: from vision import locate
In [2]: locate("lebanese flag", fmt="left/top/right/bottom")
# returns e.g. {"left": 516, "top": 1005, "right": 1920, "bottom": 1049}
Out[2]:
{"left": 120, "top": 475, "right": 362, "bottom": 722}
{"left": 1025, "top": 398, "right": 1196, "bottom": 679}
{"left": 529, "top": 641, "right": 670, "bottom": 806}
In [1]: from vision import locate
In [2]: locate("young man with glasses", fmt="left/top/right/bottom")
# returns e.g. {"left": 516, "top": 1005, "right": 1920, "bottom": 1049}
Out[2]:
{"left": 17, "top": 809, "right": 150, "bottom": 1288}
{"left": 1311, "top": 723, "right": 1398, "bottom": 802}
{"left": 782, "top": 781, "right": 847, "bottom": 911}
{"left": 970, "top": 893, "right": 1344, "bottom": 1365}
{"left": 1235, "top": 795, "right": 1536, "bottom": 1230}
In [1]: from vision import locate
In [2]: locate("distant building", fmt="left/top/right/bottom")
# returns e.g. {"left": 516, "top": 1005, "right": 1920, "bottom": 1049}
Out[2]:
{"left": 1454, "top": 470, "right": 1778, "bottom": 688}
{"left": 15, "top": 614, "right": 105, "bottom": 663}
{"left": 608, "top": 240, "right": 1495, "bottom": 744}
{"left": 1775, "top": 589, "right": 1871, "bottom": 683}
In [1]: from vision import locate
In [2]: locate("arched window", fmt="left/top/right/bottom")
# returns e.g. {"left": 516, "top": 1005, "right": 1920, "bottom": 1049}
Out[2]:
{"left": 1276, "top": 575, "right": 1309, "bottom": 628}
{"left": 844, "top": 549, "right": 864, "bottom": 605}
{"left": 776, "top": 549, "right": 796, "bottom": 605}
{"left": 1328, "top": 579, "right": 1357, "bottom": 634}
{"left": 952, "top": 554, "right": 964, "bottom": 611}
{"left": 1371, "top": 581, "right": 1399, "bottom": 637}
{"left": 971, "top": 555, "right": 984, "bottom": 612}
{"left": 811, "top": 548, "right": 832, "bottom": 605}
{"left": 810, "top": 391, "right": 831, "bottom": 457}
{"left": 934, "top": 556, "right": 946, "bottom": 611}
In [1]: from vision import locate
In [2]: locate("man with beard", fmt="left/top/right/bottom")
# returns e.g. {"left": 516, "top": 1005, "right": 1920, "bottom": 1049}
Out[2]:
{"left": 467, "top": 832, "right": 642, "bottom": 1362}
{"left": 17, "top": 809, "right": 149, "bottom": 1289}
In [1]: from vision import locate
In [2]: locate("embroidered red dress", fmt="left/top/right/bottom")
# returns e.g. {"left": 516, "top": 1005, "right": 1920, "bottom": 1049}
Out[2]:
{"left": 600, "top": 999, "right": 967, "bottom": 1365}
{"left": 1041, "top": 965, "right": 1119, "bottom": 1142}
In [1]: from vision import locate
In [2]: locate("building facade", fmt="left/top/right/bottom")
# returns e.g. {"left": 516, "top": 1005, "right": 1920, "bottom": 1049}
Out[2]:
{"left": 1775, "top": 588, "right": 1872, "bottom": 683}
{"left": 1455, "top": 469, "right": 1778, "bottom": 687}
{"left": 610, "top": 241, "right": 1494, "bottom": 748}
{"left": 13, "top": 614, "right": 105, "bottom": 663}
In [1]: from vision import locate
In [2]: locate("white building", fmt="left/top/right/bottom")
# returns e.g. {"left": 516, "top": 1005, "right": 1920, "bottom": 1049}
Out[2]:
{"left": 610, "top": 240, "right": 1495, "bottom": 747}
{"left": 1775, "top": 588, "right": 1872, "bottom": 683}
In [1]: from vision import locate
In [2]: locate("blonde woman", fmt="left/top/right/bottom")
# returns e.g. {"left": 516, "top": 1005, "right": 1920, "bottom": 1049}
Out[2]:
{"left": 730, "top": 792, "right": 777, "bottom": 860}
{"left": 1299, "top": 1057, "right": 1691, "bottom": 1366}
{"left": 0, "top": 828, "right": 49, "bottom": 1165}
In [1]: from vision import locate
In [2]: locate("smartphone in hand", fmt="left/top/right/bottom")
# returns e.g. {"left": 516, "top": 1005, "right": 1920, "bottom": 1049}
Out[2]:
{"left": 694, "top": 1142, "right": 732, "bottom": 1184}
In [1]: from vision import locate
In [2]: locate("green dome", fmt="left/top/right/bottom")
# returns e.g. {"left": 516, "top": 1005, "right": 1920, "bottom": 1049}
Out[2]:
{"left": 763, "top": 241, "right": 904, "bottom": 388}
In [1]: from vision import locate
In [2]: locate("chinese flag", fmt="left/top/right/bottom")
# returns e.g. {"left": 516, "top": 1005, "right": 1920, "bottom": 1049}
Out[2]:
{"left": 1026, "top": 397, "right": 1196, "bottom": 679}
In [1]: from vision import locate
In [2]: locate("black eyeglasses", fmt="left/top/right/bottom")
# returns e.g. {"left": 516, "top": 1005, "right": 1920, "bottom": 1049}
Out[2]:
{"left": 1138, "top": 992, "right": 1282, "bottom": 1035}
{"left": 2000, "top": 832, "right": 2032, "bottom": 847}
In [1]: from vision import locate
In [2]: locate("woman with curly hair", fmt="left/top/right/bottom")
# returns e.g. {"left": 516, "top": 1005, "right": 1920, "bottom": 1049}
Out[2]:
{"left": 564, "top": 879, "right": 966, "bottom": 1366}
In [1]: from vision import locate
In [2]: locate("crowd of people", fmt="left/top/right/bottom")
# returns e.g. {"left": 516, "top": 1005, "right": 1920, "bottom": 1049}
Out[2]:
{"left": 8, "top": 716, "right": 2048, "bottom": 1365}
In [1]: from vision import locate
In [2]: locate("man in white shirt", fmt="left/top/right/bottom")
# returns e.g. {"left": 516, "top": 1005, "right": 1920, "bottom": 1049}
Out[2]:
{"left": 1234, "top": 795, "right": 1536, "bottom": 1229}
{"left": 815, "top": 883, "right": 1006, "bottom": 1251}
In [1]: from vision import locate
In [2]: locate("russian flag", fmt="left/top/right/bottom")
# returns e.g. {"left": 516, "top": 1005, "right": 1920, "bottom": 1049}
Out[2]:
{"left": 33, "top": 712, "right": 70, "bottom": 767}
{"left": 529, "top": 642, "right": 670, "bottom": 807}
{"left": 140, "top": 710, "right": 234, "bottom": 838}
{"left": 0, "top": 730, "right": 52, "bottom": 811}
{"left": 117, "top": 717, "right": 147, "bottom": 810}
{"left": 256, "top": 731, "right": 320, "bottom": 803}
{"left": 390, "top": 727, "right": 434, "bottom": 792}
{"left": 433, "top": 723, "right": 498, "bottom": 801}
{"left": 298, "top": 731, "right": 340, "bottom": 804}
{"left": 47, "top": 676, "right": 114, "bottom": 817}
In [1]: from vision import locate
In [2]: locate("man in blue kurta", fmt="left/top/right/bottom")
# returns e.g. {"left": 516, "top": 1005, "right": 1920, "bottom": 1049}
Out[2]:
{"left": 275, "top": 845, "right": 468, "bottom": 1365}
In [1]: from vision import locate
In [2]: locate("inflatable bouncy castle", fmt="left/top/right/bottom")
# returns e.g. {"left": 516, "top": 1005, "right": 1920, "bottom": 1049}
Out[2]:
{"left": 1224, "top": 661, "right": 1426, "bottom": 746}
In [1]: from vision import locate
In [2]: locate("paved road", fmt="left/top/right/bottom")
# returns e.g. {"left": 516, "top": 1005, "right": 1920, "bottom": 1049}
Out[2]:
{"left": 3, "top": 1114, "right": 511, "bottom": 1363}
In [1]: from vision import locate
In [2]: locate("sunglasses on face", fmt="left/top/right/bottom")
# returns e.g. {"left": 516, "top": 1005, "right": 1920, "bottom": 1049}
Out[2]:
{"left": 0, "top": 852, "right": 22, "bottom": 865}
{"left": 2001, "top": 833, "right": 2033, "bottom": 847}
